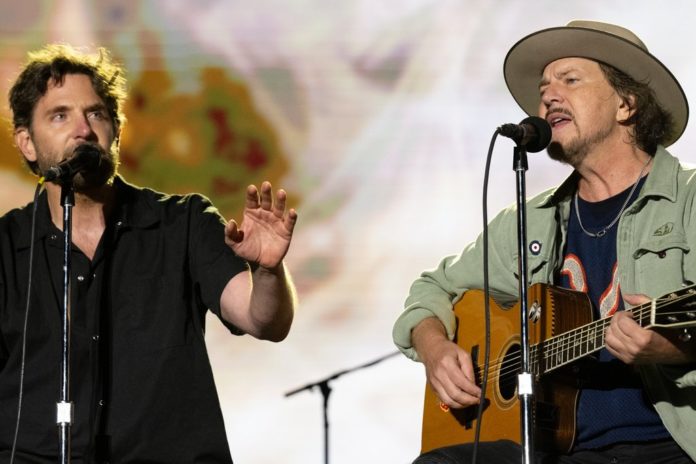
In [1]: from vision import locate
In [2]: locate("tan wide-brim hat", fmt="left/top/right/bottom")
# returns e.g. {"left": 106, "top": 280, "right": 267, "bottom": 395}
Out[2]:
{"left": 504, "top": 20, "right": 689, "bottom": 147}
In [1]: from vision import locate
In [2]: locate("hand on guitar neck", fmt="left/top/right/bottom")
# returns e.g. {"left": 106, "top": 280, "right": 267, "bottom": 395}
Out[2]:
{"left": 607, "top": 293, "right": 696, "bottom": 365}
{"left": 412, "top": 317, "right": 482, "bottom": 410}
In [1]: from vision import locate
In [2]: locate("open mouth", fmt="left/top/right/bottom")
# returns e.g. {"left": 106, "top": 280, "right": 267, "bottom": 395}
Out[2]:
{"left": 547, "top": 112, "right": 572, "bottom": 129}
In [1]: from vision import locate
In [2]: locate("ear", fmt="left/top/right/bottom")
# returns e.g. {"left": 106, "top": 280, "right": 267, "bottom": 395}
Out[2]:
{"left": 14, "top": 127, "right": 37, "bottom": 162}
{"left": 616, "top": 94, "right": 636, "bottom": 124}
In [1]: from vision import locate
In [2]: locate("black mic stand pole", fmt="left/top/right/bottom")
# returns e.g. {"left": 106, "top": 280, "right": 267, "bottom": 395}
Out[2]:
{"left": 58, "top": 182, "right": 75, "bottom": 464}
{"left": 284, "top": 351, "right": 400, "bottom": 464}
{"left": 513, "top": 145, "right": 535, "bottom": 464}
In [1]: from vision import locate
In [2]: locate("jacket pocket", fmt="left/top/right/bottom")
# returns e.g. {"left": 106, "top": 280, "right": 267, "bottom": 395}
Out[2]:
{"left": 512, "top": 241, "right": 552, "bottom": 284}
{"left": 633, "top": 235, "right": 690, "bottom": 292}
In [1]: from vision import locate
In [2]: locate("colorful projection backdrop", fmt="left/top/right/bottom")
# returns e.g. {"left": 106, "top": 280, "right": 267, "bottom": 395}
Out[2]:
{"left": 1, "top": 1, "right": 695, "bottom": 462}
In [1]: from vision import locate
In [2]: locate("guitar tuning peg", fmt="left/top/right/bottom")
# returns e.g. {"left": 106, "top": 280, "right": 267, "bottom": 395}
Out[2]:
{"left": 679, "top": 329, "right": 692, "bottom": 343}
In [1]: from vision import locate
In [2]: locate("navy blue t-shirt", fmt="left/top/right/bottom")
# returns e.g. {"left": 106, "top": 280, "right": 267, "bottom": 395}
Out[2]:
{"left": 560, "top": 176, "right": 670, "bottom": 449}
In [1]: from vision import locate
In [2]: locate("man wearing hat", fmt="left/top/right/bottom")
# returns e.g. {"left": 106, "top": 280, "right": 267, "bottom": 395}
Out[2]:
{"left": 393, "top": 21, "right": 696, "bottom": 463}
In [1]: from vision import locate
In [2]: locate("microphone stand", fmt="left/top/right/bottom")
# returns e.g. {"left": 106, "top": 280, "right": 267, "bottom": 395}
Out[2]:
{"left": 57, "top": 182, "right": 75, "bottom": 464}
{"left": 513, "top": 145, "right": 535, "bottom": 464}
{"left": 284, "top": 351, "right": 400, "bottom": 464}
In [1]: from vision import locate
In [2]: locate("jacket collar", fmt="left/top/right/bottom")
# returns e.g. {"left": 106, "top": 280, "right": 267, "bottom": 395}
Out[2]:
{"left": 536, "top": 146, "right": 678, "bottom": 208}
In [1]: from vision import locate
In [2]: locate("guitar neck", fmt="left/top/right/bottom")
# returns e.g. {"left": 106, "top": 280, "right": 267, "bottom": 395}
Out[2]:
{"left": 533, "top": 301, "right": 654, "bottom": 374}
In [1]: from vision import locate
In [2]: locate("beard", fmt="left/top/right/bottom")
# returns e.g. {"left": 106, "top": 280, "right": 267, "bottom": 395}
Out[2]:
{"left": 37, "top": 142, "right": 119, "bottom": 191}
{"left": 546, "top": 120, "right": 613, "bottom": 167}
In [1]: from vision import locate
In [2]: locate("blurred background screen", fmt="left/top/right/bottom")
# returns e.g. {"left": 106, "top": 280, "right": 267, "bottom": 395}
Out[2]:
{"left": 0, "top": 1, "right": 694, "bottom": 462}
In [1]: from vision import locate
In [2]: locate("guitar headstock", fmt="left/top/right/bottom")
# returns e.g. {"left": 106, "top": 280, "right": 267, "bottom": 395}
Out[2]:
{"left": 650, "top": 285, "right": 696, "bottom": 328}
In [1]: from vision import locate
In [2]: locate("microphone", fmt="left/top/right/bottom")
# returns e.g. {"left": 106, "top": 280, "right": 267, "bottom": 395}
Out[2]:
{"left": 498, "top": 116, "right": 552, "bottom": 153}
{"left": 43, "top": 144, "right": 102, "bottom": 182}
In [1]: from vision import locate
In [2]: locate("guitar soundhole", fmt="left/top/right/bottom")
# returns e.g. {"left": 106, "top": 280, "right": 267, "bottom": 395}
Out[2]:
{"left": 498, "top": 342, "right": 520, "bottom": 402}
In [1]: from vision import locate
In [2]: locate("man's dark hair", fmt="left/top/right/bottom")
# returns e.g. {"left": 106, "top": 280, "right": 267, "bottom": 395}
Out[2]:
{"left": 599, "top": 62, "right": 674, "bottom": 155}
{"left": 8, "top": 44, "right": 127, "bottom": 173}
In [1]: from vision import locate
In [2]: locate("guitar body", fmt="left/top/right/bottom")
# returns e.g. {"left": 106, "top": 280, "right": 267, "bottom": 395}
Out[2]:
{"left": 421, "top": 283, "right": 594, "bottom": 454}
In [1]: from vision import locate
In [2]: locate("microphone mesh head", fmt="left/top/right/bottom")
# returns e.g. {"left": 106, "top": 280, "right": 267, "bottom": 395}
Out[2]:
{"left": 521, "top": 116, "right": 552, "bottom": 153}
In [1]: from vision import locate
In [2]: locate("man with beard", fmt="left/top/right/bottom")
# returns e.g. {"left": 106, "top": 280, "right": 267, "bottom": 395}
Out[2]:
{"left": 393, "top": 21, "right": 696, "bottom": 463}
{"left": 0, "top": 45, "right": 297, "bottom": 462}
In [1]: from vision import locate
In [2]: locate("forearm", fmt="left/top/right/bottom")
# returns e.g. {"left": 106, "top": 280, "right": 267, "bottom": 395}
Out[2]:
{"left": 247, "top": 262, "right": 296, "bottom": 341}
{"left": 412, "top": 316, "right": 450, "bottom": 363}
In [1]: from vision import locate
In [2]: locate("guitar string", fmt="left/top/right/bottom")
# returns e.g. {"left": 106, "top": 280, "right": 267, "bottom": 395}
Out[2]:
{"left": 481, "top": 297, "right": 694, "bottom": 384}
{"left": 478, "top": 292, "right": 694, "bottom": 384}
{"left": 486, "top": 298, "right": 673, "bottom": 382}
{"left": 472, "top": 294, "right": 694, "bottom": 384}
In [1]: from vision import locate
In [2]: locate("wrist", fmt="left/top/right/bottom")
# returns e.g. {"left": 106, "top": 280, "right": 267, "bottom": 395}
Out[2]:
{"left": 413, "top": 317, "right": 449, "bottom": 359}
{"left": 252, "top": 261, "right": 285, "bottom": 276}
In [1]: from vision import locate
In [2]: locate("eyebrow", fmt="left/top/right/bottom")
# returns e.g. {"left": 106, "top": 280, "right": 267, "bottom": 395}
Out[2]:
{"left": 85, "top": 102, "right": 107, "bottom": 112}
{"left": 538, "top": 69, "right": 575, "bottom": 89}
{"left": 43, "top": 104, "right": 70, "bottom": 117}
{"left": 44, "top": 102, "right": 108, "bottom": 116}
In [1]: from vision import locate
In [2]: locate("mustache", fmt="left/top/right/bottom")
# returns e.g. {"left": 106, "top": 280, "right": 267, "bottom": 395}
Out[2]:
{"left": 68, "top": 142, "right": 106, "bottom": 157}
{"left": 545, "top": 107, "right": 574, "bottom": 120}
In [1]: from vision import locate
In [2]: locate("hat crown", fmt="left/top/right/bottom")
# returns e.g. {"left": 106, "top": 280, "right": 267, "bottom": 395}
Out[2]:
{"left": 566, "top": 20, "right": 648, "bottom": 51}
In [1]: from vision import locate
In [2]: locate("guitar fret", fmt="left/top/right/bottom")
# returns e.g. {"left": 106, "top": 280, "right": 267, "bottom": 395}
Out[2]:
{"left": 539, "top": 319, "right": 612, "bottom": 372}
{"left": 519, "top": 286, "right": 696, "bottom": 384}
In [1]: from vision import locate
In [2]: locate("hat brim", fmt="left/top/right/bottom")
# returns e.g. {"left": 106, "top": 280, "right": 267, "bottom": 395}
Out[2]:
{"left": 504, "top": 26, "right": 689, "bottom": 147}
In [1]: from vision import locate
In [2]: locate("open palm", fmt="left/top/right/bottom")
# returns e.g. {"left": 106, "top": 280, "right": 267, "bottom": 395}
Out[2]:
{"left": 224, "top": 181, "right": 297, "bottom": 269}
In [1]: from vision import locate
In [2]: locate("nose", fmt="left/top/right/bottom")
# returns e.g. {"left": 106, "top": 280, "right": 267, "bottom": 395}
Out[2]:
{"left": 73, "top": 113, "right": 96, "bottom": 140}
{"left": 540, "top": 82, "right": 563, "bottom": 112}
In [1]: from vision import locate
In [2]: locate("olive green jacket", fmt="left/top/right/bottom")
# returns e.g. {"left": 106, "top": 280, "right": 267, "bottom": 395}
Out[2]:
{"left": 393, "top": 146, "right": 696, "bottom": 459}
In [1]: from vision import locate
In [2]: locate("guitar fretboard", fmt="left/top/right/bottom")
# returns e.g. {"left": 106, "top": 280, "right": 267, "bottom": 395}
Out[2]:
{"left": 530, "top": 295, "right": 672, "bottom": 375}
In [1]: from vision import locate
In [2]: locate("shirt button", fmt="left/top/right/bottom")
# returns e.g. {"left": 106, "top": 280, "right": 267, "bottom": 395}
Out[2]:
{"left": 49, "top": 234, "right": 57, "bottom": 240}
{"left": 99, "top": 399, "right": 105, "bottom": 406}
{"left": 92, "top": 335, "right": 100, "bottom": 341}
{"left": 658, "top": 251, "right": 667, "bottom": 258}
{"left": 77, "top": 275, "right": 85, "bottom": 282}
{"left": 116, "top": 221, "right": 123, "bottom": 227}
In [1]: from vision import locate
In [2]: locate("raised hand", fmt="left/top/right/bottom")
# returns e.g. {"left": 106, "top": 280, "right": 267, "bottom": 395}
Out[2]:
{"left": 224, "top": 181, "right": 298, "bottom": 270}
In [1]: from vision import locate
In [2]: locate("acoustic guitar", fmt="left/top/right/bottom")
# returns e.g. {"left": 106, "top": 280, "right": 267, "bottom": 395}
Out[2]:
{"left": 421, "top": 283, "right": 696, "bottom": 454}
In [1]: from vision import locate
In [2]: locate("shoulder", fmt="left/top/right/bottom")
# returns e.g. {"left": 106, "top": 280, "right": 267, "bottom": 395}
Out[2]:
{"left": 116, "top": 176, "right": 223, "bottom": 223}
{"left": 0, "top": 197, "right": 41, "bottom": 237}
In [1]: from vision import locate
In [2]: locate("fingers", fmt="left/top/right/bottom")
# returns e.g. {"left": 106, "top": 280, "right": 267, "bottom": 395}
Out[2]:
{"left": 282, "top": 209, "right": 297, "bottom": 237}
{"left": 435, "top": 371, "right": 481, "bottom": 409}
{"left": 623, "top": 293, "right": 651, "bottom": 308}
{"left": 259, "top": 181, "right": 273, "bottom": 211}
{"left": 272, "top": 186, "right": 287, "bottom": 217}
{"left": 605, "top": 311, "right": 651, "bottom": 363}
{"left": 427, "top": 346, "right": 481, "bottom": 409}
{"left": 224, "top": 219, "right": 243, "bottom": 243}
{"left": 246, "top": 181, "right": 295, "bottom": 219}
{"left": 244, "top": 184, "right": 260, "bottom": 210}
{"left": 247, "top": 181, "right": 278, "bottom": 212}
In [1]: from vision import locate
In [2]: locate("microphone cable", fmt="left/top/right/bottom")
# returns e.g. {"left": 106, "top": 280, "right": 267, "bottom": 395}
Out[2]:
{"left": 471, "top": 128, "right": 500, "bottom": 464}
{"left": 10, "top": 180, "right": 45, "bottom": 464}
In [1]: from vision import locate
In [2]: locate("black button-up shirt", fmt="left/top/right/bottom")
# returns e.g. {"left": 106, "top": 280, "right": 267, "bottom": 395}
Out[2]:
{"left": 0, "top": 177, "right": 247, "bottom": 463}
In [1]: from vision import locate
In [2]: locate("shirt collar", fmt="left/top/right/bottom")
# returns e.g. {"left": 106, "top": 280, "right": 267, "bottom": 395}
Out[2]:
{"left": 12, "top": 175, "right": 161, "bottom": 250}
{"left": 110, "top": 175, "right": 161, "bottom": 230}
